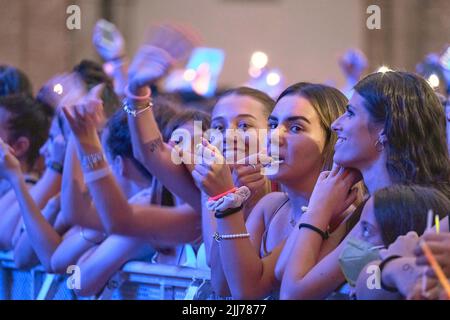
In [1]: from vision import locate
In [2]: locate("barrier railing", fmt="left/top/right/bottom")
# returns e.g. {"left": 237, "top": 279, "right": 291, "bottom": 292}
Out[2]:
{"left": 0, "top": 251, "right": 211, "bottom": 300}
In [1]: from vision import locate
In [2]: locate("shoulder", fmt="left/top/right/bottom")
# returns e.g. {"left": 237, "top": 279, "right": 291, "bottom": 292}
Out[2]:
{"left": 250, "top": 192, "right": 290, "bottom": 225}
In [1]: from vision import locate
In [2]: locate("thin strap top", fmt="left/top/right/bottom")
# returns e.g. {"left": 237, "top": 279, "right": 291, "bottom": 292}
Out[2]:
{"left": 260, "top": 194, "right": 290, "bottom": 258}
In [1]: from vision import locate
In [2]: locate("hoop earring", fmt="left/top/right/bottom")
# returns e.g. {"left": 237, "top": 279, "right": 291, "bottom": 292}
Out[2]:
{"left": 374, "top": 138, "right": 384, "bottom": 152}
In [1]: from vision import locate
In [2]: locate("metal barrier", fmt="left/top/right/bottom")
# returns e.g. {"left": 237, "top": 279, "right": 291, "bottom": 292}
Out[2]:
{"left": 0, "top": 251, "right": 211, "bottom": 300}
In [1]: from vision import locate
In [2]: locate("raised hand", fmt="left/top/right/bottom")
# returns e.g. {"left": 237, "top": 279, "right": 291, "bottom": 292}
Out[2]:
{"left": 414, "top": 232, "right": 450, "bottom": 279}
{"left": 37, "top": 73, "right": 86, "bottom": 111}
{"left": 379, "top": 231, "right": 420, "bottom": 259}
{"left": 92, "top": 19, "right": 126, "bottom": 62}
{"left": 128, "top": 24, "right": 200, "bottom": 92}
{"left": 191, "top": 138, "right": 235, "bottom": 197}
{"left": 231, "top": 153, "right": 268, "bottom": 200}
{"left": 307, "top": 164, "right": 362, "bottom": 221}
{"left": 407, "top": 274, "right": 443, "bottom": 300}
{"left": 339, "top": 48, "right": 367, "bottom": 81}
{"left": 62, "top": 84, "right": 105, "bottom": 150}
{"left": 0, "top": 139, "right": 22, "bottom": 181}
{"left": 144, "top": 24, "right": 199, "bottom": 62}
{"left": 47, "top": 134, "right": 67, "bottom": 166}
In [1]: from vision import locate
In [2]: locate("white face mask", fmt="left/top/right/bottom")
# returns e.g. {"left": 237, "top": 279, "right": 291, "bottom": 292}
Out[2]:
{"left": 339, "top": 237, "right": 384, "bottom": 287}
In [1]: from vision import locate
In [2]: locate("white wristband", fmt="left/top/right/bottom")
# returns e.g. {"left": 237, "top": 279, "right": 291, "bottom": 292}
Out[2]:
{"left": 84, "top": 166, "right": 111, "bottom": 184}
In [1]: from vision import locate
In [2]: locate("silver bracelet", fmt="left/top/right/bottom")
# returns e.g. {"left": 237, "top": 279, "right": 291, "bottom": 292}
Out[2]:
{"left": 122, "top": 99, "right": 153, "bottom": 117}
{"left": 81, "top": 152, "right": 106, "bottom": 170}
{"left": 213, "top": 232, "right": 250, "bottom": 242}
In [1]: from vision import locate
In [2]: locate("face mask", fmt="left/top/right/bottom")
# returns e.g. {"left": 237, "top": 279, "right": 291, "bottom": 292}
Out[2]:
{"left": 338, "top": 237, "right": 384, "bottom": 287}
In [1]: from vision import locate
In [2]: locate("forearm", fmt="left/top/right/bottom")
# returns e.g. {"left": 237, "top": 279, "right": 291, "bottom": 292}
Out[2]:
{"left": 74, "top": 235, "right": 148, "bottom": 297}
{"left": 1, "top": 173, "right": 62, "bottom": 250}
{"left": 209, "top": 241, "right": 233, "bottom": 297}
{"left": 10, "top": 176, "right": 61, "bottom": 271}
{"left": 28, "top": 168, "right": 61, "bottom": 207}
{"left": 0, "top": 189, "right": 21, "bottom": 249}
{"left": 280, "top": 210, "right": 350, "bottom": 300}
{"left": 216, "top": 212, "right": 271, "bottom": 299}
{"left": 282, "top": 207, "right": 332, "bottom": 284}
{"left": 124, "top": 203, "right": 201, "bottom": 244}
{"left": 201, "top": 193, "right": 215, "bottom": 265}
{"left": 355, "top": 260, "right": 403, "bottom": 300}
{"left": 61, "top": 136, "right": 101, "bottom": 229}
{"left": 12, "top": 198, "right": 61, "bottom": 269}
{"left": 201, "top": 193, "right": 232, "bottom": 296}
{"left": 85, "top": 168, "right": 133, "bottom": 235}
{"left": 127, "top": 92, "right": 201, "bottom": 211}
{"left": 13, "top": 232, "right": 40, "bottom": 269}
{"left": 280, "top": 246, "right": 345, "bottom": 300}
{"left": 0, "top": 205, "right": 21, "bottom": 250}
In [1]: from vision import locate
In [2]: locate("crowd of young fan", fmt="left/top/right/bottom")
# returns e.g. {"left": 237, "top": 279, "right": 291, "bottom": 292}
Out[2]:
{"left": 0, "top": 21, "right": 449, "bottom": 300}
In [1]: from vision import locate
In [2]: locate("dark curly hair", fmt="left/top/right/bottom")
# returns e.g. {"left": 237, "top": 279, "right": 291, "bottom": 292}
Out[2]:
{"left": 0, "top": 65, "right": 33, "bottom": 97}
{"left": 0, "top": 94, "right": 50, "bottom": 168}
{"left": 354, "top": 71, "right": 450, "bottom": 199}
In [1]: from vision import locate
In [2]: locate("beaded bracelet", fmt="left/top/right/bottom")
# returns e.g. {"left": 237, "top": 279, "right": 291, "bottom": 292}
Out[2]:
{"left": 213, "top": 232, "right": 250, "bottom": 242}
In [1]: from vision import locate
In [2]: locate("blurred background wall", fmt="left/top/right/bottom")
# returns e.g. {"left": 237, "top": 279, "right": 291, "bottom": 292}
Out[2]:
{"left": 0, "top": 0, "right": 448, "bottom": 93}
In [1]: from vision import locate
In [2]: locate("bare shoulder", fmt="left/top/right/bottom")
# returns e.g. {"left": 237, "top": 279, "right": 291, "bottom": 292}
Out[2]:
{"left": 252, "top": 192, "right": 290, "bottom": 225}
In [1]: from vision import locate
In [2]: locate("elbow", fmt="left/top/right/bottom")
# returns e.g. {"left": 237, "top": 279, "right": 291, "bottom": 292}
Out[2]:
{"left": 279, "top": 290, "right": 296, "bottom": 300}
{"left": 279, "top": 280, "right": 312, "bottom": 300}
{"left": 49, "top": 263, "right": 66, "bottom": 275}
{"left": 280, "top": 287, "right": 301, "bottom": 300}
{"left": 103, "top": 218, "right": 129, "bottom": 236}
{"left": 73, "top": 265, "right": 106, "bottom": 297}
{"left": 279, "top": 280, "right": 299, "bottom": 300}
{"left": 50, "top": 254, "right": 72, "bottom": 275}
{"left": 37, "top": 256, "right": 56, "bottom": 274}
{"left": 13, "top": 251, "right": 38, "bottom": 270}
{"left": 210, "top": 272, "right": 231, "bottom": 298}
{"left": 42, "top": 263, "right": 56, "bottom": 274}
{"left": 73, "top": 283, "right": 102, "bottom": 298}
{"left": 227, "top": 279, "right": 268, "bottom": 300}
{"left": 0, "top": 233, "right": 13, "bottom": 251}
{"left": 231, "top": 288, "right": 265, "bottom": 300}
{"left": 14, "top": 256, "right": 32, "bottom": 270}
{"left": 60, "top": 203, "right": 77, "bottom": 227}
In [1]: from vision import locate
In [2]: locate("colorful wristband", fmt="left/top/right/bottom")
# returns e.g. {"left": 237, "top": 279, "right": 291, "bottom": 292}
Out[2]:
{"left": 208, "top": 187, "right": 238, "bottom": 202}
{"left": 214, "top": 205, "right": 244, "bottom": 219}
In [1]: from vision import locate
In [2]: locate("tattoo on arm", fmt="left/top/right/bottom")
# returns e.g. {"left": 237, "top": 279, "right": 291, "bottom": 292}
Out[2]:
{"left": 402, "top": 263, "right": 413, "bottom": 272}
{"left": 146, "top": 137, "right": 164, "bottom": 153}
